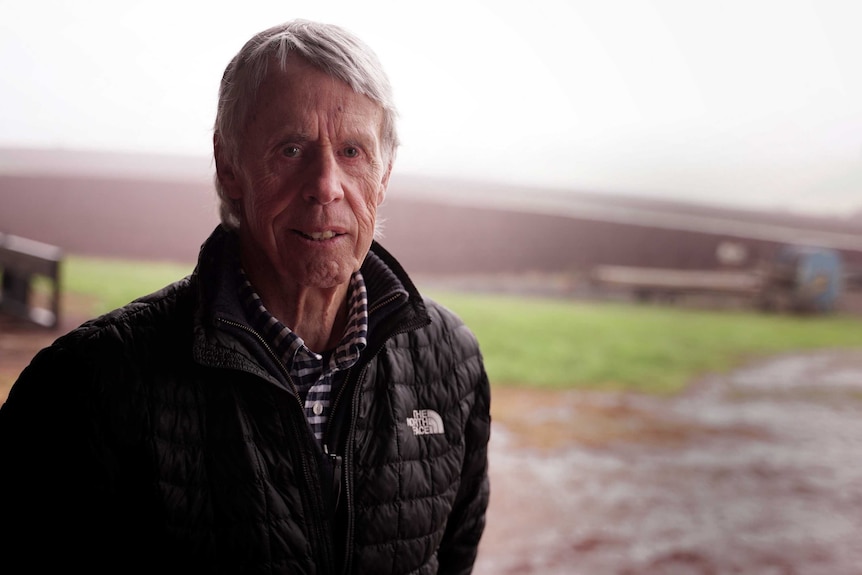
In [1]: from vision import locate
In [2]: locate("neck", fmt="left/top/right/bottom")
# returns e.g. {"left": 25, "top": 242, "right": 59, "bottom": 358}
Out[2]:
{"left": 282, "top": 285, "right": 350, "bottom": 353}
{"left": 243, "top": 267, "right": 351, "bottom": 354}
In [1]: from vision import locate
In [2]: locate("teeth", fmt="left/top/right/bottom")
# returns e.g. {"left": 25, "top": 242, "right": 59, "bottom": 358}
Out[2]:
{"left": 306, "top": 231, "right": 336, "bottom": 240}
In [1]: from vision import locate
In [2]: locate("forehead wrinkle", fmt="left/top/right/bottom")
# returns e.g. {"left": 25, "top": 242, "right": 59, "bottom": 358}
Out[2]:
{"left": 250, "top": 65, "right": 384, "bottom": 151}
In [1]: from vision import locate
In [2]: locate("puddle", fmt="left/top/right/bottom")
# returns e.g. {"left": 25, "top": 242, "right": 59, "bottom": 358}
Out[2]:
{"left": 716, "top": 349, "right": 862, "bottom": 393}
{"left": 476, "top": 350, "right": 862, "bottom": 575}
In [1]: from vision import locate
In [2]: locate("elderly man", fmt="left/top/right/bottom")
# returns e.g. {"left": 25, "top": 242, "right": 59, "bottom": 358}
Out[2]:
{"left": 0, "top": 20, "right": 490, "bottom": 574}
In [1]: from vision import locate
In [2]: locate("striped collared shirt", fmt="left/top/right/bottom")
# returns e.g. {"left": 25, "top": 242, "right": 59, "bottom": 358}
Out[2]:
{"left": 237, "top": 268, "right": 369, "bottom": 442}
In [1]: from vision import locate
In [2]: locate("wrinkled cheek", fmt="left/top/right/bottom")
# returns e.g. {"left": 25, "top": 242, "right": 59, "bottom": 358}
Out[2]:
{"left": 243, "top": 172, "right": 281, "bottom": 210}
{"left": 246, "top": 190, "right": 286, "bottom": 237}
{"left": 356, "top": 207, "right": 378, "bottom": 251}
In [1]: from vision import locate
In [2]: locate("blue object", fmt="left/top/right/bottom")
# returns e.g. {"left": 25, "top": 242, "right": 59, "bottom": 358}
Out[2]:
{"left": 774, "top": 245, "right": 843, "bottom": 312}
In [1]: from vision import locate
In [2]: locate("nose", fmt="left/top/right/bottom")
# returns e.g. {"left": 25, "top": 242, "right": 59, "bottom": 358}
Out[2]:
{"left": 303, "top": 148, "right": 344, "bottom": 205}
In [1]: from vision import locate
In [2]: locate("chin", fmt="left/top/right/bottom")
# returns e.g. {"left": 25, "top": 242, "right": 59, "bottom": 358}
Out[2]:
{"left": 298, "top": 259, "right": 354, "bottom": 288}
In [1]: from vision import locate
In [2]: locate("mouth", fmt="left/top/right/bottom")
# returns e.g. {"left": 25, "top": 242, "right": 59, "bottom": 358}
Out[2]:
{"left": 295, "top": 230, "right": 341, "bottom": 241}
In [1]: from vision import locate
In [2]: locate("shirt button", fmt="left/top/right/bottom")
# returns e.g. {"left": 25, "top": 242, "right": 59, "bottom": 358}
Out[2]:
{"left": 313, "top": 402, "right": 324, "bottom": 416}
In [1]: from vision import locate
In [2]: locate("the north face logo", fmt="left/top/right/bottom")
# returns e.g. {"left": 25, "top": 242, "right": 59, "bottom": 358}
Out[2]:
{"left": 406, "top": 409, "right": 445, "bottom": 436}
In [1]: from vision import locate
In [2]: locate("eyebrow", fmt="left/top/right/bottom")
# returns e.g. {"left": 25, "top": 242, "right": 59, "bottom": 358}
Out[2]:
{"left": 277, "top": 132, "right": 312, "bottom": 143}
{"left": 274, "top": 129, "right": 377, "bottom": 147}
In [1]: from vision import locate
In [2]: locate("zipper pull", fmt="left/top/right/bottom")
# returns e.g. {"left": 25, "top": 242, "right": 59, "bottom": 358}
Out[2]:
{"left": 325, "top": 444, "right": 343, "bottom": 512}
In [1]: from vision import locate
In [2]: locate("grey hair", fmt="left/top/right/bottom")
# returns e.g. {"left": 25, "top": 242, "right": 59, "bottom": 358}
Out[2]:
{"left": 213, "top": 19, "right": 399, "bottom": 229}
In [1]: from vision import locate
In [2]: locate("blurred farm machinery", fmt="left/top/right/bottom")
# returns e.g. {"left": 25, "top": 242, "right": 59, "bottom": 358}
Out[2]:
{"left": 0, "top": 233, "right": 63, "bottom": 327}
{"left": 589, "top": 244, "right": 852, "bottom": 314}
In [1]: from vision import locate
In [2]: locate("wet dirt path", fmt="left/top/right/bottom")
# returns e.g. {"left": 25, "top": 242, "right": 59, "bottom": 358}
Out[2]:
{"left": 475, "top": 349, "right": 862, "bottom": 575}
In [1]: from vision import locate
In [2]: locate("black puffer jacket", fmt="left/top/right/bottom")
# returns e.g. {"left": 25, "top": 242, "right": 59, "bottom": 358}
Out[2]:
{"left": 0, "top": 226, "right": 491, "bottom": 574}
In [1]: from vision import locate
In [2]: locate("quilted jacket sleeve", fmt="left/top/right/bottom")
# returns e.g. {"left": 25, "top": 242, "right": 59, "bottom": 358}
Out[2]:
{"left": 0, "top": 334, "right": 130, "bottom": 568}
{"left": 436, "top": 322, "right": 492, "bottom": 574}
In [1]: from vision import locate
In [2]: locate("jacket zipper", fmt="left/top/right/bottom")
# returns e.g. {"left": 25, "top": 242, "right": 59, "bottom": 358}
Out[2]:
{"left": 216, "top": 317, "right": 336, "bottom": 574}
{"left": 323, "top": 291, "right": 405, "bottom": 448}
{"left": 221, "top": 293, "right": 428, "bottom": 575}
{"left": 325, "top": 303, "right": 429, "bottom": 575}
{"left": 216, "top": 318, "right": 302, "bottom": 404}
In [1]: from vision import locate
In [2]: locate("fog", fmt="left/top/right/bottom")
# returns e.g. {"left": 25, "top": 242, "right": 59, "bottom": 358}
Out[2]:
{"left": 1, "top": 0, "right": 861, "bottom": 215}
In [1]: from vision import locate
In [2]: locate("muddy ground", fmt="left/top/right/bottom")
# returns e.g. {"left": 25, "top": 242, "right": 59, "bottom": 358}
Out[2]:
{"left": 3, "top": 305, "right": 862, "bottom": 574}
{"left": 478, "top": 349, "right": 862, "bottom": 575}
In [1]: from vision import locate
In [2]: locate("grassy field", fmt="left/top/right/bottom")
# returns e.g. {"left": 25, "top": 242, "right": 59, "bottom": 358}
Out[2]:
{"left": 62, "top": 256, "right": 195, "bottom": 316}
{"left": 433, "top": 292, "right": 862, "bottom": 393}
{"left": 56, "top": 256, "right": 862, "bottom": 394}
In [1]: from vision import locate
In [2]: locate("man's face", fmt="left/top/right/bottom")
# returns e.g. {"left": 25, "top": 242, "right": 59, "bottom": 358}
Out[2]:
{"left": 219, "top": 56, "right": 391, "bottom": 291}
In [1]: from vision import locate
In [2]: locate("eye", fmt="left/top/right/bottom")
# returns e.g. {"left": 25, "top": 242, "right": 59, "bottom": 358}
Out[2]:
{"left": 343, "top": 146, "right": 360, "bottom": 158}
{"left": 282, "top": 145, "right": 301, "bottom": 158}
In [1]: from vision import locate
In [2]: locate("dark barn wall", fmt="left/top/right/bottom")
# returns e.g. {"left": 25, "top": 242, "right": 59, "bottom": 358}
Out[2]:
{"left": 2, "top": 172, "right": 861, "bottom": 276}
{"left": 0, "top": 174, "right": 219, "bottom": 263}
{"left": 379, "top": 197, "right": 787, "bottom": 275}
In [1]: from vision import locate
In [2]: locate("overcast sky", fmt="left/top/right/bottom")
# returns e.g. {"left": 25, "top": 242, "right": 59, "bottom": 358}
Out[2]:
{"left": 1, "top": 0, "right": 861, "bottom": 216}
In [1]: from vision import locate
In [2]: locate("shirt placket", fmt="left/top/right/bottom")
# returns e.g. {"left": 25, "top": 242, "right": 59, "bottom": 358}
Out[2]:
{"left": 305, "top": 370, "right": 333, "bottom": 439}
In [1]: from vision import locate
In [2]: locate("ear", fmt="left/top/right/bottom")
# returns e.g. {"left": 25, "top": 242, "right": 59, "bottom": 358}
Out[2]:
{"left": 214, "top": 133, "right": 243, "bottom": 200}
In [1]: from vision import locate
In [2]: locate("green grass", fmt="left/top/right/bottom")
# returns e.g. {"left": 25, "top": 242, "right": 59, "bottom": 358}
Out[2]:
{"left": 61, "top": 256, "right": 194, "bottom": 316}
{"left": 430, "top": 292, "right": 862, "bottom": 394}
{"left": 55, "top": 257, "right": 862, "bottom": 394}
